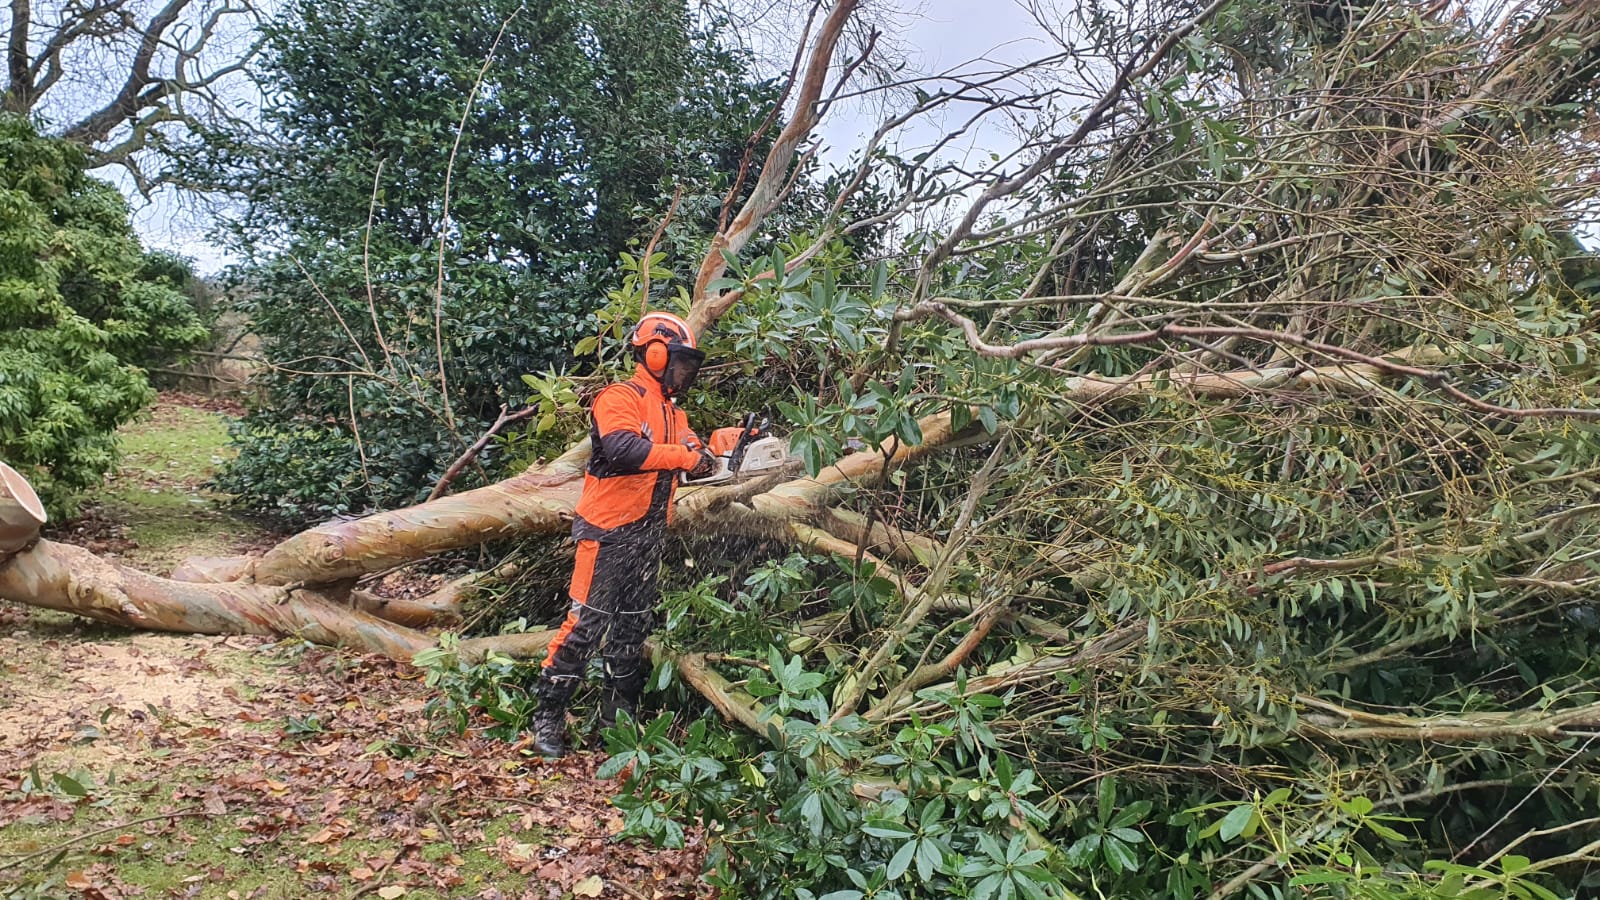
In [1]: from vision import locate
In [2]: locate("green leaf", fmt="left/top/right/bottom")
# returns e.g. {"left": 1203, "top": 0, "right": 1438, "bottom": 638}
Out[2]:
{"left": 1109, "top": 827, "right": 1144, "bottom": 845}
{"left": 1364, "top": 820, "right": 1409, "bottom": 843}
{"left": 863, "top": 821, "right": 916, "bottom": 840}
{"left": 1218, "top": 804, "right": 1254, "bottom": 842}
{"left": 1500, "top": 854, "right": 1531, "bottom": 874}
{"left": 916, "top": 837, "right": 943, "bottom": 880}
{"left": 1097, "top": 777, "right": 1116, "bottom": 825}
{"left": 51, "top": 772, "right": 88, "bottom": 797}
{"left": 887, "top": 839, "right": 917, "bottom": 879}
{"left": 595, "top": 753, "right": 635, "bottom": 779}
{"left": 1102, "top": 836, "right": 1138, "bottom": 873}
{"left": 1064, "top": 834, "right": 1100, "bottom": 868}
{"left": 1110, "top": 800, "right": 1151, "bottom": 828}
{"left": 1288, "top": 871, "right": 1353, "bottom": 886}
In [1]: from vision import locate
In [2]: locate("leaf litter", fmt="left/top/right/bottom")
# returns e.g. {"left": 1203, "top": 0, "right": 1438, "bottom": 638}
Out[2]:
{"left": 0, "top": 632, "right": 709, "bottom": 898}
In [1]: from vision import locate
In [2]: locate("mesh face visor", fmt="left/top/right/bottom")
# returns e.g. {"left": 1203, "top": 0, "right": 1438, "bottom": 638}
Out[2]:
{"left": 660, "top": 343, "right": 706, "bottom": 396}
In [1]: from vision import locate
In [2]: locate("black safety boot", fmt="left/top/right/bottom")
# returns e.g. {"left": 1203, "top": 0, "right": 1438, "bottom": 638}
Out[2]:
{"left": 597, "top": 659, "right": 646, "bottom": 734}
{"left": 532, "top": 702, "right": 567, "bottom": 758}
{"left": 597, "top": 690, "right": 637, "bottom": 733}
{"left": 532, "top": 675, "right": 576, "bottom": 759}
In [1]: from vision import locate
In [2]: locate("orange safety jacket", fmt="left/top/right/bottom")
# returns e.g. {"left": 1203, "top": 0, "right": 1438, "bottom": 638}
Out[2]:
{"left": 573, "top": 366, "right": 701, "bottom": 539}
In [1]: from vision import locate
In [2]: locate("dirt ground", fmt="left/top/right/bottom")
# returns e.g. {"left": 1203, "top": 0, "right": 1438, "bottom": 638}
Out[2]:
{"left": 0, "top": 629, "right": 267, "bottom": 757}
{"left": 0, "top": 396, "right": 707, "bottom": 899}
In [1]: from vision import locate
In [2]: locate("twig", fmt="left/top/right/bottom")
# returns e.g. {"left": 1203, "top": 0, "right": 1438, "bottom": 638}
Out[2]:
{"left": 149, "top": 367, "right": 236, "bottom": 381}
{"left": 362, "top": 159, "right": 394, "bottom": 370}
{"left": 347, "top": 848, "right": 404, "bottom": 899}
{"left": 902, "top": 307, "right": 1600, "bottom": 421}
{"left": 638, "top": 186, "right": 684, "bottom": 318}
{"left": 611, "top": 880, "right": 650, "bottom": 900}
{"left": 289, "top": 253, "right": 374, "bottom": 373}
{"left": 348, "top": 374, "right": 372, "bottom": 490}
{"left": 431, "top": 2, "right": 524, "bottom": 435}
{"left": 0, "top": 805, "right": 205, "bottom": 871}
{"left": 1454, "top": 734, "right": 1598, "bottom": 861}
{"left": 426, "top": 404, "right": 539, "bottom": 501}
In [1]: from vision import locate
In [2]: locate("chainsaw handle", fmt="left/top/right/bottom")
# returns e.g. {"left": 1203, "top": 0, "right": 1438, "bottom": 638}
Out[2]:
{"left": 727, "top": 412, "right": 760, "bottom": 474}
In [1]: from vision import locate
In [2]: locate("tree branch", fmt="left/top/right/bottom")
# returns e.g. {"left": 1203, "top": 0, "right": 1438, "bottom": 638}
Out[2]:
{"left": 426, "top": 405, "right": 539, "bottom": 502}
{"left": 63, "top": 0, "right": 190, "bottom": 145}
{"left": 689, "top": 0, "right": 862, "bottom": 328}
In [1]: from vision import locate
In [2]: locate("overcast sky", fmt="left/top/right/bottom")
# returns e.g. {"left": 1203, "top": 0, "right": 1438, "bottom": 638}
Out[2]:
{"left": 118, "top": 0, "right": 1053, "bottom": 274}
{"left": 814, "top": 1, "right": 1051, "bottom": 160}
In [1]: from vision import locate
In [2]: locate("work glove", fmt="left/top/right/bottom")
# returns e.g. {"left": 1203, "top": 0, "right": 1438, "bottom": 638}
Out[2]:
{"left": 689, "top": 448, "right": 717, "bottom": 480}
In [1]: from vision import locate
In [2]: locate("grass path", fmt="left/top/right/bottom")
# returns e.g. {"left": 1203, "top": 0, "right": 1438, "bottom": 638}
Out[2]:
{"left": 48, "top": 398, "right": 269, "bottom": 575}
{"left": 0, "top": 397, "right": 706, "bottom": 899}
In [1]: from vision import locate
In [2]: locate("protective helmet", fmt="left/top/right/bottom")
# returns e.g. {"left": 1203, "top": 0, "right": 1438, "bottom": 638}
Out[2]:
{"left": 628, "top": 311, "right": 705, "bottom": 396}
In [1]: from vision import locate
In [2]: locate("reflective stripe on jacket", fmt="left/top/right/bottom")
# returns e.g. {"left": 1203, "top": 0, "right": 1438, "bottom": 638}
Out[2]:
{"left": 573, "top": 366, "right": 701, "bottom": 537}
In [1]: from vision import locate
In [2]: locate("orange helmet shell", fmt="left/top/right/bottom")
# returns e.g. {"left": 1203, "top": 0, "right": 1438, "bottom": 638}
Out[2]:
{"left": 629, "top": 311, "right": 696, "bottom": 350}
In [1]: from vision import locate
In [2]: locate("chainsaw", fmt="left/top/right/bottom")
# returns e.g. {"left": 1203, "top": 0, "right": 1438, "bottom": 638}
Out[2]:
{"left": 682, "top": 413, "right": 792, "bottom": 486}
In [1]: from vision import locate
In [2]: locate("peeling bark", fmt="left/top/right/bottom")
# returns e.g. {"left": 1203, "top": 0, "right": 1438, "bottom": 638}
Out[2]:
{"left": 351, "top": 589, "right": 464, "bottom": 630}
{"left": 251, "top": 443, "right": 589, "bottom": 586}
{"left": 1, "top": 538, "right": 437, "bottom": 659}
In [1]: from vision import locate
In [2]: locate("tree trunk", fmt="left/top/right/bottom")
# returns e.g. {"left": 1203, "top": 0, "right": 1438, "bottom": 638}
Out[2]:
{"left": 1, "top": 537, "right": 437, "bottom": 659}
{"left": 0, "top": 355, "right": 1415, "bottom": 657}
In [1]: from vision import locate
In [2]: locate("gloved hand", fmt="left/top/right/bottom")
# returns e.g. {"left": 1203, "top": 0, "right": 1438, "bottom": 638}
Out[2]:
{"left": 689, "top": 448, "right": 717, "bottom": 479}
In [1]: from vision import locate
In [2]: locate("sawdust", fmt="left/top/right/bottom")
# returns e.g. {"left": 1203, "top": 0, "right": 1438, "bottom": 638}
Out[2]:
{"left": 0, "top": 626, "right": 276, "bottom": 757}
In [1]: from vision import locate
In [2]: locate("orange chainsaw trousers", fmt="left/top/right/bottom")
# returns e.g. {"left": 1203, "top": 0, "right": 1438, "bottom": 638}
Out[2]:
{"left": 536, "top": 529, "right": 664, "bottom": 707}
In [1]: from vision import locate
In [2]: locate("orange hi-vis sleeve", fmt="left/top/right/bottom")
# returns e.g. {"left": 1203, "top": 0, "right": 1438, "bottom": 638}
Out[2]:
{"left": 591, "top": 385, "right": 698, "bottom": 473}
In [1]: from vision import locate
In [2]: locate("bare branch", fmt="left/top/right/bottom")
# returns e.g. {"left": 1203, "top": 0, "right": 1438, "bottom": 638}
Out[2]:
{"left": 689, "top": 0, "right": 863, "bottom": 329}
{"left": 64, "top": 0, "right": 191, "bottom": 145}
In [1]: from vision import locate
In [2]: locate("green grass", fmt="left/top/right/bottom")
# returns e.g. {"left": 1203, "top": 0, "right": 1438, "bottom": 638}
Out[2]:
{"left": 96, "top": 401, "right": 270, "bottom": 573}
{"left": 1, "top": 790, "right": 537, "bottom": 899}
{"left": 116, "top": 404, "right": 233, "bottom": 475}
{"left": 4, "top": 797, "right": 300, "bottom": 898}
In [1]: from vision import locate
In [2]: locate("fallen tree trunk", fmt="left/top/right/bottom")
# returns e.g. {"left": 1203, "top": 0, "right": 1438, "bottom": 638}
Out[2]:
{"left": 1, "top": 537, "right": 438, "bottom": 659}
{"left": 3, "top": 534, "right": 559, "bottom": 663}
{"left": 0, "top": 355, "right": 1445, "bottom": 647}
{"left": 250, "top": 441, "right": 590, "bottom": 586}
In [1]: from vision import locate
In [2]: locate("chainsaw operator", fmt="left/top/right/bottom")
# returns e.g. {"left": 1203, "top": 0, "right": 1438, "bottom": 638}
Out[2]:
{"left": 532, "top": 311, "right": 717, "bottom": 758}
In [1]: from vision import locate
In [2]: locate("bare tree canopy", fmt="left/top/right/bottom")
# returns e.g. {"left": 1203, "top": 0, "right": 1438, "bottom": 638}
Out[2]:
{"left": 2, "top": 0, "right": 261, "bottom": 191}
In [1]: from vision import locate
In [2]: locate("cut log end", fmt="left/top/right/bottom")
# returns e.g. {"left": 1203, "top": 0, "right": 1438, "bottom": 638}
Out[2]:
{"left": 0, "top": 461, "right": 47, "bottom": 558}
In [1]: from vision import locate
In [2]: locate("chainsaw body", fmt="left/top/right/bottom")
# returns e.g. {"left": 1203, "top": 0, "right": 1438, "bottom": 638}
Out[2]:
{"left": 682, "top": 416, "right": 790, "bottom": 486}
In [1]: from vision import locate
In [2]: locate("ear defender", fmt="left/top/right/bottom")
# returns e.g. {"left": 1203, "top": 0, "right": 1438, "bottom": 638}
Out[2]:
{"left": 644, "top": 339, "right": 669, "bottom": 373}
{"left": 628, "top": 311, "right": 698, "bottom": 383}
